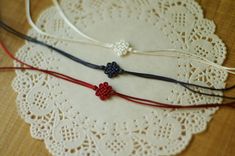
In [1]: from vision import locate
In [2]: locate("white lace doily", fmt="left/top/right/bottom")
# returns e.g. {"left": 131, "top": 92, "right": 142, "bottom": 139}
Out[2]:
{"left": 12, "top": 0, "right": 228, "bottom": 155}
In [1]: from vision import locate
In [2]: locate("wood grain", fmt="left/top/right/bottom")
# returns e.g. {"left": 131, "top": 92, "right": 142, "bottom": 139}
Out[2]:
{"left": 0, "top": 0, "right": 234, "bottom": 156}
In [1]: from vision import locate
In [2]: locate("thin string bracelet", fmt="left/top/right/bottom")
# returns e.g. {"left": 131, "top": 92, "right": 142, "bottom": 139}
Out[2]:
{"left": 1, "top": 41, "right": 235, "bottom": 109}
{"left": 1, "top": 21, "right": 235, "bottom": 100}
{"left": 26, "top": 0, "right": 235, "bottom": 75}
{"left": 1, "top": 20, "right": 234, "bottom": 99}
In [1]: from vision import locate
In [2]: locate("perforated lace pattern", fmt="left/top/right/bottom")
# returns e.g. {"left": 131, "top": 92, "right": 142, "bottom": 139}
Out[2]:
{"left": 12, "top": 0, "right": 227, "bottom": 155}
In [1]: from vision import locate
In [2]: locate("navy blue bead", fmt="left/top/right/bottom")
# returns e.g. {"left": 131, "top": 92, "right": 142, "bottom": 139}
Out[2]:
{"left": 104, "top": 62, "right": 122, "bottom": 78}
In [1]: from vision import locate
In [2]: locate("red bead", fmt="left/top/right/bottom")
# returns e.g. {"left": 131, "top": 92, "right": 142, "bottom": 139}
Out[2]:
{"left": 95, "top": 82, "right": 114, "bottom": 100}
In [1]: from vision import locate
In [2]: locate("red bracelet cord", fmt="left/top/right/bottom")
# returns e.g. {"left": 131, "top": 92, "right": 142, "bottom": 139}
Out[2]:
{"left": 0, "top": 41, "right": 234, "bottom": 109}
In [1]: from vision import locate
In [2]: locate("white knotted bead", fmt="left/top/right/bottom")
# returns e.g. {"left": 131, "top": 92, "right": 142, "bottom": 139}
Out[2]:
{"left": 112, "top": 40, "right": 132, "bottom": 56}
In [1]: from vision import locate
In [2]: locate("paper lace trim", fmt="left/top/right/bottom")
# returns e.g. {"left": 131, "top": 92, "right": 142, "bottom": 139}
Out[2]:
{"left": 12, "top": 0, "right": 227, "bottom": 155}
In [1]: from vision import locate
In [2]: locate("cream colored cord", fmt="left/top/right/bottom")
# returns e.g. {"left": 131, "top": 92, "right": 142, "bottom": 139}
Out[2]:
{"left": 26, "top": 0, "right": 235, "bottom": 75}
{"left": 25, "top": 0, "right": 112, "bottom": 48}
{"left": 51, "top": 0, "right": 113, "bottom": 48}
{"left": 132, "top": 49, "right": 235, "bottom": 75}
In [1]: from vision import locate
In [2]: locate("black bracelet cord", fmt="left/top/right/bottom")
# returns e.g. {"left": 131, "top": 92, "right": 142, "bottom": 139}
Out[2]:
{"left": 1, "top": 20, "right": 234, "bottom": 100}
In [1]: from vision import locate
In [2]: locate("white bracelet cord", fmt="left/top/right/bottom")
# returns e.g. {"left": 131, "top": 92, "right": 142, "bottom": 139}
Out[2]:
{"left": 26, "top": 0, "right": 235, "bottom": 75}
{"left": 25, "top": 0, "right": 113, "bottom": 48}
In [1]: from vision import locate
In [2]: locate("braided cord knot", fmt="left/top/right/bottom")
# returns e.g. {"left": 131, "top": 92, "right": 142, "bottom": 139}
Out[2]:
{"left": 104, "top": 61, "right": 123, "bottom": 78}
{"left": 95, "top": 82, "right": 114, "bottom": 100}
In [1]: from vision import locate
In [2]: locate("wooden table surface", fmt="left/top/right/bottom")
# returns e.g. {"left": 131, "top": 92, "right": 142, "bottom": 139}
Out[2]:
{"left": 0, "top": 0, "right": 235, "bottom": 156}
